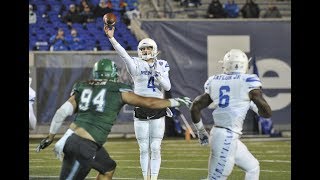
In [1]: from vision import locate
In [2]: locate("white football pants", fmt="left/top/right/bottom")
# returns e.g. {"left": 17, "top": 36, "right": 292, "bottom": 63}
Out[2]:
{"left": 134, "top": 117, "right": 165, "bottom": 178}
{"left": 208, "top": 126, "right": 260, "bottom": 180}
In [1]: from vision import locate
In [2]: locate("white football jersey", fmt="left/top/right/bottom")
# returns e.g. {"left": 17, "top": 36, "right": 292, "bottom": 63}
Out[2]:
{"left": 128, "top": 57, "right": 170, "bottom": 98}
{"left": 204, "top": 73, "right": 262, "bottom": 134}
{"left": 111, "top": 38, "right": 170, "bottom": 98}
{"left": 29, "top": 87, "right": 36, "bottom": 104}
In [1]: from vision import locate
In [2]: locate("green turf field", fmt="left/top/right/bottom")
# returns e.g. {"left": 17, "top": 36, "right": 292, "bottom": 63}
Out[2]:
{"left": 29, "top": 138, "right": 291, "bottom": 180}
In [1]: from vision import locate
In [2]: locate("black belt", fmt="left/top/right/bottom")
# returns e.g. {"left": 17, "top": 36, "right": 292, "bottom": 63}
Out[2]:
{"left": 214, "top": 125, "right": 232, "bottom": 131}
{"left": 214, "top": 126, "right": 234, "bottom": 133}
{"left": 134, "top": 107, "right": 167, "bottom": 120}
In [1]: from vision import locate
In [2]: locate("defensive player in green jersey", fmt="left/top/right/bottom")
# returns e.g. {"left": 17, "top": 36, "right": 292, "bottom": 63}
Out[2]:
{"left": 36, "top": 58, "right": 191, "bottom": 180}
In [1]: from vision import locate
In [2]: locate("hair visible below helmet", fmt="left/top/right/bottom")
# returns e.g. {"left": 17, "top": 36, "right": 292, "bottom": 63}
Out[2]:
{"left": 92, "top": 59, "right": 118, "bottom": 81}
{"left": 137, "top": 38, "right": 158, "bottom": 60}
{"left": 220, "top": 49, "right": 249, "bottom": 74}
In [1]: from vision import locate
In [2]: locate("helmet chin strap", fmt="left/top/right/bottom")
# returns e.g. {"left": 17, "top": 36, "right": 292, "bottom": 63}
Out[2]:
{"left": 142, "top": 51, "right": 159, "bottom": 61}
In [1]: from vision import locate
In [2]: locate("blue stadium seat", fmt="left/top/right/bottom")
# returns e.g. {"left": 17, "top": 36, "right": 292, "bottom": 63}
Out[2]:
{"left": 29, "top": 0, "right": 139, "bottom": 51}
{"left": 52, "top": 4, "right": 62, "bottom": 12}
{"left": 36, "top": 4, "right": 48, "bottom": 14}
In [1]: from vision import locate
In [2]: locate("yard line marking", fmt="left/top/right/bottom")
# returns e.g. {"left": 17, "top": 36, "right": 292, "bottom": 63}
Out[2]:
{"left": 29, "top": 176, "right": 178, "bottom": 180}
{"left": 29, "top": 176, "right": 140, "bottom": 179}
{"left": 260, "top": 160, "right": 290, "bottom": 163}
{"left": 30, "top": 165, "right": 290, "bottom": 173}
{"left": 29, "top": 159, "right": 290, "bottom": 164}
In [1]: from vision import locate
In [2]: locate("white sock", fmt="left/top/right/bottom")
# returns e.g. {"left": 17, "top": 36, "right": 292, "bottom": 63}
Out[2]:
{"left": 150, "top": 157, "right": 161, "bottom": 177}
{"left": 140, "top": 153, "right": 149, "bottom": 177}
{"left": 151, "top": 175, "right": 158, "bottom": 180}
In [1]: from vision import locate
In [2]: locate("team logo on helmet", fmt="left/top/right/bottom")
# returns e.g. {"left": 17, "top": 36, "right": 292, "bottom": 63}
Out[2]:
{"left": 220, "top": 49, "right": 249, "bottom": 74}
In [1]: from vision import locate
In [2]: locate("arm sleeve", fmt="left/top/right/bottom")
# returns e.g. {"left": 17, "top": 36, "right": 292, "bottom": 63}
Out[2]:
{"left": 155, "top": 60, "right": 171, "bottom": 91}
{"left": 156, "top": 70, "right": 171, "bottom": 91}
{"left": 109, "top": 37, "right": 138, "bottom": 75}
{"left": 245, "top": 74, "right": 262, "bottom": 92}
{"left": 204, "top": 76, "right": 214, "bottom": 94}
{"left": 49, "top": 101, "right": 74, "bottom": 134}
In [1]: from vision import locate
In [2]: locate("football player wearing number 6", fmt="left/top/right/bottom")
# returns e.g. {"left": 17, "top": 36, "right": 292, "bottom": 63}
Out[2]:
{"left": 35, "top": 58, "right": 191, "bottom": 180}
{"left": 190, "top": 49, "right": 272, "bottom": 180}
{"left": 104, "top": 26, "right": 172, "bottom": 180}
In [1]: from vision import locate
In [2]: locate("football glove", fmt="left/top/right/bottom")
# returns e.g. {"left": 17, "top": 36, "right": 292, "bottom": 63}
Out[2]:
{"left": 36, "top": 136, "right": 53, "bottom": 152}
{"left": 197, "top": 129, "right": 209, "bottom": 146}
{"left": 169, "top": 97, "right": 192, "bottom": 108}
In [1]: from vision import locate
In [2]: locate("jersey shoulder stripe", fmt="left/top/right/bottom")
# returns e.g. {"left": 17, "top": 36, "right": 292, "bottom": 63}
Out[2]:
{"left": 246, "top": 76, "right": 261, "bottom": 82}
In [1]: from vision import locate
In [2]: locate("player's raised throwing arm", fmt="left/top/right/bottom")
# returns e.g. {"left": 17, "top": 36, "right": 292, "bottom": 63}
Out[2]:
{"left": 104, "top": 26, "right": 138, "bottom": 75}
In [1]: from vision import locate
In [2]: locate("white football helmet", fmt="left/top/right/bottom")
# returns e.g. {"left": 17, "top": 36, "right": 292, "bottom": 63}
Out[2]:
{"left": 137, "top": 38, "right": 158, "bottom": 60}
{"left": 220, "top": 49, "right": 249, "bottom": 74}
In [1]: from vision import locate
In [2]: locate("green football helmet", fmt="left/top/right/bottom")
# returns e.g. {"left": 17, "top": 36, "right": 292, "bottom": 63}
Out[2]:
{"left": 92, "top": 58, "right": 118, "bottom": 81}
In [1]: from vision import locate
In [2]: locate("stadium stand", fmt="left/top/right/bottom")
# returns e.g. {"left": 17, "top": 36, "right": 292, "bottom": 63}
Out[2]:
{"left": 146, "top": 0, "right": 291, "bottom": 19}
{"left": 29, "top": 0, "right": 139, "bottom": 51}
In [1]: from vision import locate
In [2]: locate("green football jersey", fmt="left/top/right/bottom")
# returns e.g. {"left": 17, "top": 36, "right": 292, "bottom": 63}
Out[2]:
{"left": 72, "top": 80, "right": 132, "bottom": 145}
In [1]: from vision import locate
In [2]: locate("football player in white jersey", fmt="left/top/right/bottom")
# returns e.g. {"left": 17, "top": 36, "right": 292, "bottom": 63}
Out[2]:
{"left": 104, "top": 26, "right": 172, "bottom": 180}
{"left": 190, "top": 49, "right": 272, "bottom": 180}
{"left": 29, "top": 70, "right": 37, "bottom": 130}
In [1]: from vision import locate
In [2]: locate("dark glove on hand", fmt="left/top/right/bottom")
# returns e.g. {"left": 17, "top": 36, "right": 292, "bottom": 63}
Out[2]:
{"left": 36, "top": 136, "right": 53, "bottom": 152}
{"left": 197, "top": 129, "right": 209, "bottom": 146}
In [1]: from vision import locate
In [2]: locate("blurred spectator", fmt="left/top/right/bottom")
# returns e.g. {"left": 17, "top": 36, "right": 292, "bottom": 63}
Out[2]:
{"left": 180, "top": 0, "right": 189, "bottom": 7}
{"left": 119, "top": 0, "right": 128, "bottom": 17}
{"left": 66, "top": 28, "right": 86, "bottom": 50}
{"left": 80, "top": 5, "right": 95, "bottom": 23}
{"left": 49, "top": 28, "right": 69, "bottom": 51}
{"left": 181, "top": 0, "right": 201, "bottom": 8}
{"left": 106, "top": 0, "right": 113, "bottom": 9}
{"left": 63, "top": 4, "right": 85, "bottom": 28}
{"left": 58, "top": 4, "right": 67, "bottom": 19}
{"left": 94, "top": 0, "right": 113, "bottom": 19}
{"left": 191, "top": 0, "right": 202, "bottom": 7}
{"left": 262, "top": 3, "right": 282, "bottom": 18}
{"left": 240, "top": 0, "right": 260, "bottom": 18}
{"left": 124, "top": 7, "right": 141, "bottom": 28}
{"left": 29, "top": 4, "right": 37, "bottom": 24}
{"left": 223, "top": 0, "right": 239, "bottom": 18}
{"left": 78, "top": 0, "right": 94, "bottom": 13}
{"left": 207, "top": 0, "right": 227, "bottom": 18}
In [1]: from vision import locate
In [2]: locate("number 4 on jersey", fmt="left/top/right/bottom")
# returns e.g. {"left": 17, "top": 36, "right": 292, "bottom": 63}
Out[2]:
{"left": 147, "top": 76, "right": 156, "bottom": 92}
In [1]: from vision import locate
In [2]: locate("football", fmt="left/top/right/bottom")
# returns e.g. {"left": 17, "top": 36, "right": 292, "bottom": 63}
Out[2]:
{"left": 103, "top": 13, "right": 117, "bottom": 26}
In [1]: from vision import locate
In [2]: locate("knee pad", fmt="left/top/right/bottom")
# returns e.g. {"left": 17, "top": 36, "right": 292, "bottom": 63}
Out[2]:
{"left": 101, "top": 159, "right": 117, "bottom": 173}
{"left": 139, "top": 141, "right": 149, "bottom": 156}
{"left": 246, "top": 158, "right": 259, "bottom": 172}
{"left": 150, "top": 139, "right": 161, "bottom": 159}
{"left": 109, "top": 159, "right": 117, "bottom": 171}
{"left": 245, "top": 165, "right": 260, "bottom": 180}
